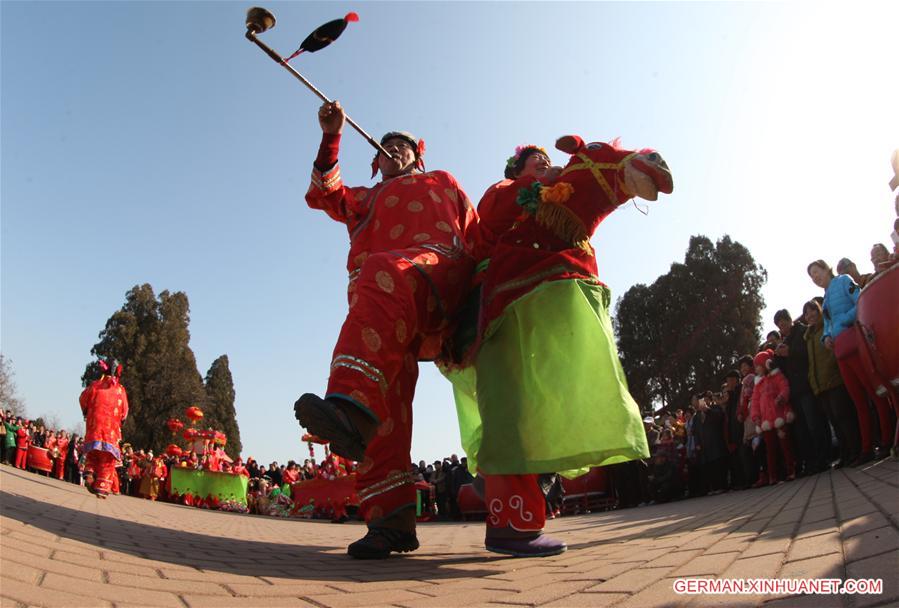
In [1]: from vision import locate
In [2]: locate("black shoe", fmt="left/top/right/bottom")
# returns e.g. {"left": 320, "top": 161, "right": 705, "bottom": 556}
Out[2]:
{"left": 294, "top": 393, "right": 367, "bottom": 462}
{"left": 347, "top": 527, "right": 420, "bottom": 559}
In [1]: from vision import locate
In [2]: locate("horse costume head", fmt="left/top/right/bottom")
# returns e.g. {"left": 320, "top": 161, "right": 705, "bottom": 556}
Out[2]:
{"left": 519, "top": 135, "right": 673, "bottom": 251}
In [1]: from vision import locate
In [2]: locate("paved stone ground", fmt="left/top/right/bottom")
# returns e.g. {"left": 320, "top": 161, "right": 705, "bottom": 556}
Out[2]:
{"left": 1, "top": 460, "right": 897, "bottom": 608}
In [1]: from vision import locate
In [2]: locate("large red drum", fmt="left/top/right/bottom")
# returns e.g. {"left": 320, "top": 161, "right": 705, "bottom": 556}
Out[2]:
{"left": 457, "top": 482, "right": 487, "bottom": 520}
{"left": 561, "top": 467, "right": 614, "bottom": 514}
{"left": 27, "top": 446, "right": 54, "bottom": 473}
{"left": 290, "top": 474, "right": 358, "bottom": 512}
{"left": 856, "top": 263, "right": 899, "bottom": 398}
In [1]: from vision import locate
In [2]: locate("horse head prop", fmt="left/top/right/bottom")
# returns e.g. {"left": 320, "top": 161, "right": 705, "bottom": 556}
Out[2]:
{"left": 518, "top": 135, "right": 673, "bottom": 251}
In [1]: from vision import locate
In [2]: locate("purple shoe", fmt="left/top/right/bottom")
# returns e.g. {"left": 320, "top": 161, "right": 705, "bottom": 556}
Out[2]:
{"left": 485, "top": 534, "right": 567, "bottom": 557}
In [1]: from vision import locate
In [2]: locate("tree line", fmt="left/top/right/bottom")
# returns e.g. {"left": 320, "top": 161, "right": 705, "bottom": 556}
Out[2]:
{"left": 82, "top": 284, "right": 242, "bottom": 457}
{"left": 615, "top": 235, "right": 767, "bottom": 413}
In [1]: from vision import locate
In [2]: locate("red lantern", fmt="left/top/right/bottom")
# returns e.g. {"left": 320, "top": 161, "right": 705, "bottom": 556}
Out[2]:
{"left": 214, "top": 431, "right": 227, "bottom": 446}
{"left": 165, "top": 444, "right": 182, "bottom": 458}
{"left": 185, "top": 406, "right": 204, "bottom": 423}
{"left": 182, "top": 428, "right": 198, "bottom": 442}
{"left": 166, "top": 418, "right": 184, "bottom": 435}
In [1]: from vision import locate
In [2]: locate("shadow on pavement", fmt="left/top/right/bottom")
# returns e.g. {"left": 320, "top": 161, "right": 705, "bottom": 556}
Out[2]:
{"left": 0, "top": 476, "right": 505, "bottom": 582}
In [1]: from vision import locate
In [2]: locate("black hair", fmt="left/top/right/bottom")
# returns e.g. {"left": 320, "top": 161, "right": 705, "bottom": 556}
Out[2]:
{"left": 806, "top": 259, "right": 833, "bottom": 277}
{"left": 773, "top": 309, "right": 791, "bottom": 324}
{"left": 803, "top": 299, "right": 823, "bottom": 316}
{"left": 504, "top": 147, "right": 546, "bottom": 180}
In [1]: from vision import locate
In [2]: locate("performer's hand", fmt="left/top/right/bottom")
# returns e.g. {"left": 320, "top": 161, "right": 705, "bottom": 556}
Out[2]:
{"left": 318, "top": 101, "right": 345, "bottom": 134}
{"left": 543, "top": 166, "right": 563, "bottom": 181}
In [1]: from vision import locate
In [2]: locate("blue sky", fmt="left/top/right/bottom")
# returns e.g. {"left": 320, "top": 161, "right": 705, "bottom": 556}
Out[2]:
{"left": 2, "top": 1, "right": 897, "bottom": 466}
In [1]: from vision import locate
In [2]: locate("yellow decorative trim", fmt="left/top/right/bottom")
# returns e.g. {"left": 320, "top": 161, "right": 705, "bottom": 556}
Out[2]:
{"left": 331, "top": 355, "right": 387, "bottom": 393}
{"left": 357, "top": 471, "right": 415, "bottom": 502}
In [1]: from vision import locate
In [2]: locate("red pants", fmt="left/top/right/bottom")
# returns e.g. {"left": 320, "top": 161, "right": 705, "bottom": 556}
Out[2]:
{"left": 15, "top": 447, "right": 28, "bottom": 469}
{"left": 326, "top": 249, "right": 469, "bottom": 524}
{"left": 835, "top": 330, "right": 895, "bottom": 452}
{"left": 763, "top": 428, "right": 794, "bottom": 483}
{"left": 87, "top": 451, "right": 117, "bottom": 495}
{"left": 484, "top": 474, "right": 545, "bottom": 533}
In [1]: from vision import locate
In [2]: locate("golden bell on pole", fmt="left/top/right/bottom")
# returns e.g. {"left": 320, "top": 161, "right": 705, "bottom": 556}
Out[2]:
{"left": 246, "top": 7, "right": 276, "bottom": 34}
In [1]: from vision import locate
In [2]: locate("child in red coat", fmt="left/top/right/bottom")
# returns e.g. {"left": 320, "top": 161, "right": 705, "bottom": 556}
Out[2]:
{"left": 750, "top": 350, "right": 796, "bottom": 486}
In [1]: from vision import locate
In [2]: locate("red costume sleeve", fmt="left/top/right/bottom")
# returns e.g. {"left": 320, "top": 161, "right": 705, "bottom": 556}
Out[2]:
{"left": 443, "top": 173, "right": 479, "bottom": 255}
{"left": 750, "top": 378, "right": 762, "bottom": 424}
{"left": 119, "top": 385, "right": 129, "bottom": 421}
{"left": 314, "top": 133, "right": 341, "bottom": 172}
{"left": 304, "top": 132, "right": 371, "bottom": 230}
{"left": 79, "top": 383, "right": 95, "bottom": 417}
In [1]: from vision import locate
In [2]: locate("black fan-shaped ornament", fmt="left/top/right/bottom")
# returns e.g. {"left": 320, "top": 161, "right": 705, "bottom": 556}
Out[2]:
{"left": 285, "top": 12, "right": 359, "bottom": 62}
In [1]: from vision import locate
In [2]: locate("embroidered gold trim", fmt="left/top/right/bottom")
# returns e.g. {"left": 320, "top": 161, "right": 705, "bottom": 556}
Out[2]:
{"left": 331, "top": 355, "right": 387, "bottom": 392}
{"left": 357, "top": 471, "right": 415, "bottom": 502}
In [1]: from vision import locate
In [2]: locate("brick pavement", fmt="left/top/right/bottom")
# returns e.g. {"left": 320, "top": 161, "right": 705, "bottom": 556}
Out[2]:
{"left": 1, "top": 459, "right": 897, "bottom": 607}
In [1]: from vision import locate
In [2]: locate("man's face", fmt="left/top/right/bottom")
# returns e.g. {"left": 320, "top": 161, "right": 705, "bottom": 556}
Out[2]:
{"left": 808, "top": 264, "right": 830, "bottom": 289}
{"left": 379, "top": 137, "right": 417, "bottom": 178}
{"left": 775, "top": 318, "right": 791, "bottom": 336}
{"left": 725, "top": 376, "right": 738, "bottom": 391}
{"left": 871, "top": 245, "right": 888, "bottom": 266}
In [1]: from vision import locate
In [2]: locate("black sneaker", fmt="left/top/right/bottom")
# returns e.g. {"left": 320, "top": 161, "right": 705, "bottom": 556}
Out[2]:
{"left": 294, "top": 393, "right": 367, "bottom": 462}
{"left": 347, "top": 527, "right": 420, "bottom": 559}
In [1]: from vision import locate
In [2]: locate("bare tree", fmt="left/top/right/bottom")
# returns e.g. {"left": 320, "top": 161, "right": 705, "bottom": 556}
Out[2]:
{"left": 37, "top": 412, "right": 62, "bottom": 432}
{"left": 0, "top": 354, "right": 27, "bottom": 417}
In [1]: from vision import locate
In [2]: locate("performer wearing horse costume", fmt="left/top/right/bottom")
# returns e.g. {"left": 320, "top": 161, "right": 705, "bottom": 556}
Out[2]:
{"left": 444, "top": 136, "right": 673, "bottom": 556}
{"left": 294, "top": 100, "right": 477, "bottom": 559}
{"left": 79, "top": 360, "right": 129, "bottom": 498}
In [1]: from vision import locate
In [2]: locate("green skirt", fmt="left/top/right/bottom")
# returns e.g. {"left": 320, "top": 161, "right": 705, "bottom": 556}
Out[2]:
{"left": 443, "top": 279, "right": 649, "bottom": 477}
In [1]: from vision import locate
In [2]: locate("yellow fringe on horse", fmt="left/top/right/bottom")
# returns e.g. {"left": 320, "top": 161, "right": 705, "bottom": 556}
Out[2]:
{"left": 534, "top": 182, "right": 591, "bottom": 252}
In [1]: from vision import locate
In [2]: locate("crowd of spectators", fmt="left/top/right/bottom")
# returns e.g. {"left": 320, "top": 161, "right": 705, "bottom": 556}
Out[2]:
{"left": 1, "top": 411, "right": 84, "bottom": 483}
{"left": 626, "top": 237, "right": 897, "bottom": 508}
{"left": 0, "top": 411, "right": 357, "bottom": 518}
{"left": 409, "top": 454, "right": 476, "bottom": 520}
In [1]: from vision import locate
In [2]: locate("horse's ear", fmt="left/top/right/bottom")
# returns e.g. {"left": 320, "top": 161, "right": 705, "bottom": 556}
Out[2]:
{"left": 555, "top": 135, "right": 584, "bottom": 154}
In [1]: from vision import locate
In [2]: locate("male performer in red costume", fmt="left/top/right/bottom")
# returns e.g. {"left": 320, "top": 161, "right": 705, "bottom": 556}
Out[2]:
{"left": 295, "top": 100, "right": 477, "bottom": 559}
{"left": 79, "top": 361, "right": 129, "bottom": 497}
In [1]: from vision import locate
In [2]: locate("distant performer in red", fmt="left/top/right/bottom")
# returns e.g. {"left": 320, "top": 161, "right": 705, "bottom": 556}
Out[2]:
{"left": 79, "top": 360, "right": 129, "bottom": 498}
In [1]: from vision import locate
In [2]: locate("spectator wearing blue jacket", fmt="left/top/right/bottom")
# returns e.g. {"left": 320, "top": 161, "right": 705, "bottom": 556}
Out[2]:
{"left": 807, "top": 260, "right": 894, "bottom": 464}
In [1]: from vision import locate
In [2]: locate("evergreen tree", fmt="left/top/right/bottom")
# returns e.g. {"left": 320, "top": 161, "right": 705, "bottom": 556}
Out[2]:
{"left": 83, "top": 284, "right": 207, "bottom": 454}
{"left": 204, "top": 355, "right": 242, "bottom": 458}
{"left": 615, "top": 235, "right": 767, "bottom": 412}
